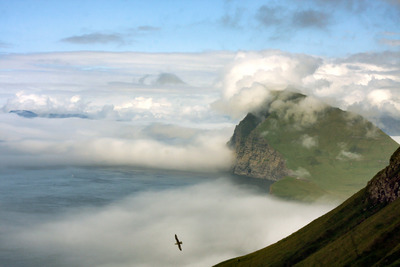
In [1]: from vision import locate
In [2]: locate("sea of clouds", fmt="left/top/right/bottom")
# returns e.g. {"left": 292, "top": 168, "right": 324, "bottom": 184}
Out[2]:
{"left": 0, "top": 50, "right": 399, "bottom": 266}
{"left": 1, "top": 50, "right": 399, "bottom": 170}
{"left": 3, "top": 177, "right": 333, "bottom": 267}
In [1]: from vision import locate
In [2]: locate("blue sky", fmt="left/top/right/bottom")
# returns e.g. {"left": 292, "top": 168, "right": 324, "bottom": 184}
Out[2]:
{"left": 1, "top": 0, "right": 399, "bottom": 56}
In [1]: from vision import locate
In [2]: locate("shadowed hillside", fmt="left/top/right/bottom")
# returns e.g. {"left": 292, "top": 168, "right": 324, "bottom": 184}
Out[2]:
{"left": 215, "top": 146, "right": 400, "bottom": 267}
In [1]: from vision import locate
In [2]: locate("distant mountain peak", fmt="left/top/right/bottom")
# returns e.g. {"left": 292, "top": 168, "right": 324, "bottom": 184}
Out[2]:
{"left": 138, "top": 73, "right": 185, "bottom": 86}
{"left": 155, "top": 73, "right": 185, "bottom": 85}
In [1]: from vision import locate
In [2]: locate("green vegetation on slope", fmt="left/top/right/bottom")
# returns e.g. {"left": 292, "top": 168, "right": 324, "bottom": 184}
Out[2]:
{"left": 244, "top": 91, "right": 397, "bottom": 201}
{"left": 216, "top": 190, "right": 400, "bottom": 267}
{"left": 215, "top": 147, "right": 400, "bottom": 267}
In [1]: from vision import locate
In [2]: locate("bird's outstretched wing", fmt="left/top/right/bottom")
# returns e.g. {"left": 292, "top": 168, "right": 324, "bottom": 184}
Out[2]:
{"left": 175, "top": 234, "right": 183, "bottom": 251}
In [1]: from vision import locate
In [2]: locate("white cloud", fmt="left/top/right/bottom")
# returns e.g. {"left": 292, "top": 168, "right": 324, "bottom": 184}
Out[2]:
{"left": 6, "top": 179, "right": 333, "bottom": 267}
{"left": 221, "top": 50, "right": 322, "bottom": 99}
{"left": 336, "top": 150, "right": 362, "bottom": 161}
{"left": 269, "top": 95, "right": 328, "bottom": 127}
{"left": 214, "top": 50, "right": 400, "bottom": 134}
{"left": 0, "top": 52, "right": 240, "bottom": 172}
{"left": 213, "top": 50, "right": 323, "bottom": 119}
{"left": 212, "top": 83, "right": 271, "bottom": 119}
{"left": 391, "top": 136, "right": 400, "bottom": 144}
{"left": 3, "top": 91, "right": 88, "bottom": 115}
{"left": 368, "top": 89, "right": 393, "bottom": 107}
{"left": 0, "top": 114, "right": 234, "bottom": 172}
{"left": 1, "top": 50, "right": 399, "bottom": 172}
{"left": 0, "top": 52, "right": 238, "bottom": 126}
{"left": 300, "top": 134, "right": 318, "bottom": 149}
{"left": 289, "top": 167, "right": 311, "bottom": 178}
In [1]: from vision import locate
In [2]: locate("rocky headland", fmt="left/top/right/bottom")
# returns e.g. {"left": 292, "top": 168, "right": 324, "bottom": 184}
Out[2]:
{"left": 229, "top": 90, "right": 398, "bottom": 201}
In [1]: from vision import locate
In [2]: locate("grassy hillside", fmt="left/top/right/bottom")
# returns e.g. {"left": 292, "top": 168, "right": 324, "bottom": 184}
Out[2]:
{"left": 215, "top": 146, "right": 400, "bottom": 266}
{"left": 249, "top": 92, "right": 397, "bottom": 201}
{"left": 215, "top": 189, "right": 400, "bottom": 267}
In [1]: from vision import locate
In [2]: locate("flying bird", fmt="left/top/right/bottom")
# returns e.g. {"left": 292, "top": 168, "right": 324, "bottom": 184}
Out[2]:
{"left": 175, "top": 234, "right": 183, "bottom": 251}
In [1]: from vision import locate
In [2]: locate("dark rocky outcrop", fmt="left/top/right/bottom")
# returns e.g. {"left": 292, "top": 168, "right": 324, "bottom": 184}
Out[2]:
{"left": 229, "top": 113, "right": 288, "bottom": 181}
{"left": 366, "top": 146, "right": 400, "bottom": 205}
{"left": 230, "top": 131, "right": 288, "bottom": 181}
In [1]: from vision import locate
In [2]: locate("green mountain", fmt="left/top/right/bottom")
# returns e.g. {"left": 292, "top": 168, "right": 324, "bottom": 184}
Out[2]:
{"left": 215, "top": 146, "right": 400, "bottom": 267}
{"left": 229, "top": 91, "right": 398, "bottom": 201}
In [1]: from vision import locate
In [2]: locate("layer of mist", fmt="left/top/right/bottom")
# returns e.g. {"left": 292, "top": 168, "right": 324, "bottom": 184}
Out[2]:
{"left": 1, "top": 169, "right": 333, "bottom": 267}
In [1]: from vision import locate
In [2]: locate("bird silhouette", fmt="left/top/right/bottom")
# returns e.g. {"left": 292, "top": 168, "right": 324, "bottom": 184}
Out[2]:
{"left": 175, "top": 234, "right": 183, "bottom": 251}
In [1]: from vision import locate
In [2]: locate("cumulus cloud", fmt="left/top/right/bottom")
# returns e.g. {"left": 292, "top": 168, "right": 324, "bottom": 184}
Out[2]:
{"left": 5, "top": 179, "right": 333, "bottom": 267}
{"left": 3, "top": 91, "right": 88, "bottom": 116}
{"left": 212, "top": 83, "right": 271, "bottom": 119}
{"left": 214, "top": 50, "right": 400, "bottom": 134}
{"left": 213, "top": 50, "right": 324, "bottom": 120}
{"left": 219, "top": 51, "right": 322, "bottom": 99}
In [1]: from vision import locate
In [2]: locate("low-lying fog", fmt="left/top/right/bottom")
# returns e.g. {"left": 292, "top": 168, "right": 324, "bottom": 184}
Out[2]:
{"left": 1, "top": 169, "right": 333, "bottom": 267}
{"left": 0, "top": 50, "right": 399, "bottom": 266}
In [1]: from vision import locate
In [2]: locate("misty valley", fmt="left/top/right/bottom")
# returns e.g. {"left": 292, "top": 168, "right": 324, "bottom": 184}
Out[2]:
{"left": 0, "top": 167, "right": 331, "bottom": 267}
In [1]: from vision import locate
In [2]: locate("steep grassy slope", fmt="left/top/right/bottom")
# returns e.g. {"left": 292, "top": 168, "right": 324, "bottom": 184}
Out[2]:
{"left": 230, "top": 91, "right": 397, "bottom": 201}
{"left": 215, "top": 146, "right": 400, "bottom": 267}
{"left": 262, "top": 106, "right": 396, "bottom": 200}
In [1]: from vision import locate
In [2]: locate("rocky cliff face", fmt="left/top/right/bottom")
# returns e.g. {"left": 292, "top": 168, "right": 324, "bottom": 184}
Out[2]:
{"left": 366, "top": 146, "right": 400, "bottom": 205}
{"left": 230, "top": 131, "right": 288, "bottom": 180}
{"left": 229, "top": 113, "right": 288, "bottom": 180}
